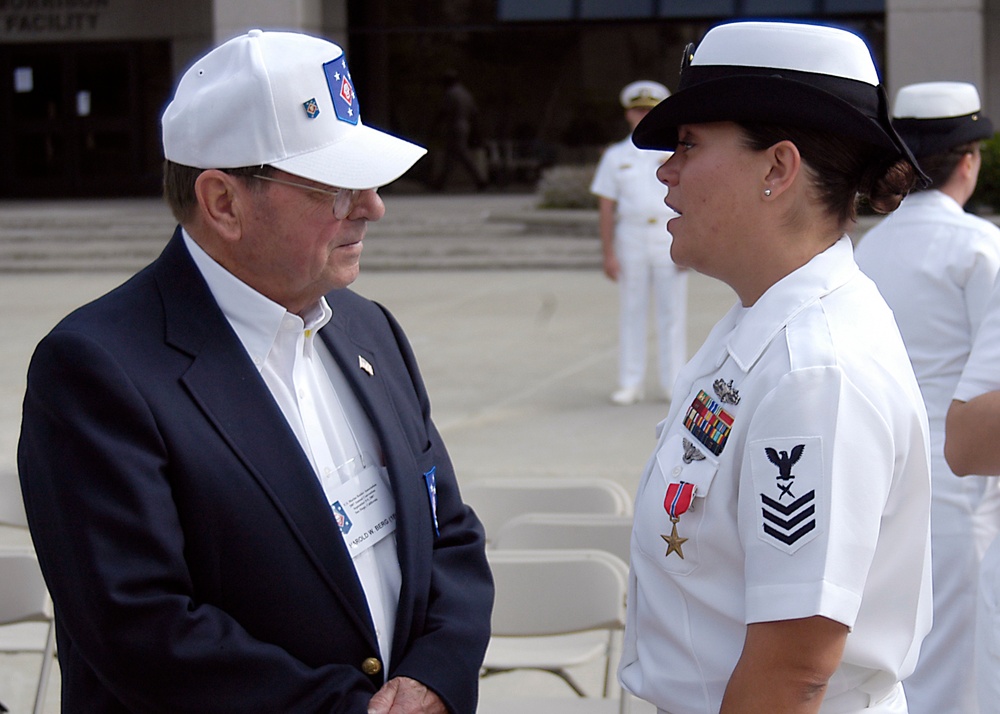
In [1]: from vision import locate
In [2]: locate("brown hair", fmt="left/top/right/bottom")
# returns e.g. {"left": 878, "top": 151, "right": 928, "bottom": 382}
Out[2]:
{"left": 738, "top": 123, "right": 919, "bottom": 227}
{"left": 162, "top": 161, "right": 275, "bottom": 224}
{"left": 909, "top": 141, "right": 978, "bottom": 191}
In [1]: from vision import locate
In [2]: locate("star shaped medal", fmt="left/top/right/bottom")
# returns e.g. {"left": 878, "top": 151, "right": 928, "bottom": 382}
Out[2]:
{"left": 662, "top": 481, "right": 694, "bottom": 558}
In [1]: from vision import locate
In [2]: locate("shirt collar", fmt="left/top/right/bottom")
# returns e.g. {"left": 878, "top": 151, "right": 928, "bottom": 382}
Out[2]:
{"left": 725, "top": 235, "right": 858, "bottom": 373}
{"left": 181, "top": 228, "right": 332, "bottom": 369}
{"left": 899, "top": 189, "right": 965, "bottom": 215}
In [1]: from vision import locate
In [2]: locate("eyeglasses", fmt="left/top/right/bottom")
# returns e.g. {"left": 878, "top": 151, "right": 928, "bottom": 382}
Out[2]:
{"left": 251, "top": 174, "right": 364, "bottom": 220}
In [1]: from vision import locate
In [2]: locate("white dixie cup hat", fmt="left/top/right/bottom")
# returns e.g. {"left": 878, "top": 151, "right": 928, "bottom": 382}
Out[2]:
{"left": 161, "top": 29, "right": 427, "bottom": 190}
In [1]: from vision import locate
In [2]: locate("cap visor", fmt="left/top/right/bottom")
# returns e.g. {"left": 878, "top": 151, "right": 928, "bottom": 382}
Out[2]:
{"left": 273, "top": 124, "right": 427, "bottom": 190}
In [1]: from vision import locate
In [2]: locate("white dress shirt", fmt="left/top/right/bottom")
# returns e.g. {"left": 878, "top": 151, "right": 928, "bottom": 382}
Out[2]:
{"left": 182, "top": 230, "right": 401, "bottom": 673}
{"left": 620, "top": 238, "right": 932, "bottom": 713}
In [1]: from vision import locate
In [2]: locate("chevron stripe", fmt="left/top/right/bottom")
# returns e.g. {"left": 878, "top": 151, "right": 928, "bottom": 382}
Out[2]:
{"left": 764, "top": 519, "right": 816, "bottom": 545}
{"left": 762, "top": 503, "right": 815, "bottom": 530}
{"left": 760, "top": 490, "right": 815, "bottom": 516}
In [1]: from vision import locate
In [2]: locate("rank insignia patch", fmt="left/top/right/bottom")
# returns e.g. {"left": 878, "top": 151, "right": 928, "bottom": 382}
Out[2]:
{"left": 750, "top": 436, "right": 822, "bottom": 554}
{"left": 683, "top": 390, "right": 734, "bottom": 456}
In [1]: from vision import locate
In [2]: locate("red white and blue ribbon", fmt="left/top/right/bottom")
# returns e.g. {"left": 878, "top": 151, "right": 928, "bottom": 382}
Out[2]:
{"left": 664, "top": 481, "right": 695, "bottom": 519}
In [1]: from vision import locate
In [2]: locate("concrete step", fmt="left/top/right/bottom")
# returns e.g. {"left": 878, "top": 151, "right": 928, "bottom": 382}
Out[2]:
{"left": 0, "top": 194, "right": 604, "bottom": 272}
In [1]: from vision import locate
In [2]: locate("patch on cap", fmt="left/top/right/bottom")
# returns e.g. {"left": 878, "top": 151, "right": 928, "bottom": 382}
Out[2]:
{"left": 303, "top": 98, "right": 320, "bottom": 119}
{"left": 324, "top": 57, "right": 359, "bottom": 125}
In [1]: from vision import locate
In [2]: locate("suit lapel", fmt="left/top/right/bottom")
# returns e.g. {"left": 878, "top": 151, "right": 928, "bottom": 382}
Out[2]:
{"left": 153, "top": 231, "right": 378, "bottom": 646}
{"left": 319, "top": 306, "right": 435, "bottom": 658}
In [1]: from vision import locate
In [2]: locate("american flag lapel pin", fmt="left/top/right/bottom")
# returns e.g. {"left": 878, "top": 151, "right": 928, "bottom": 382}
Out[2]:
{"left": 358, "top": 355, "right": 374, "bottom": 376}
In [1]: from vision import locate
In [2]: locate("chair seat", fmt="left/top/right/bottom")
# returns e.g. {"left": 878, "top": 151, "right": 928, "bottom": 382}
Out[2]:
{"left": 484, "top": 631, "right": 609, "bottom": 670}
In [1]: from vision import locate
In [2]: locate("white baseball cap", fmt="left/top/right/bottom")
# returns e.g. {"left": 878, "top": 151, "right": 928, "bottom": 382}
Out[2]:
{"left": 162, "top": 29, "right": 427, "bottom": 190}
{"left": 619, "top": 81, "right": 670, "bottom": 109}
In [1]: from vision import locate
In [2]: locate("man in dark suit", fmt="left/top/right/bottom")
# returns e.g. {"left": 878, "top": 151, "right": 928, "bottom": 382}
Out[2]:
{"left": 17, "top": 29, "right": 493, "bottom": 714}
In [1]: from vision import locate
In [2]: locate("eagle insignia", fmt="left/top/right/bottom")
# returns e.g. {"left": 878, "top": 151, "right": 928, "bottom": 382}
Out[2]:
{"left": 681, "top": 438, "right": 706, "bottom": 465}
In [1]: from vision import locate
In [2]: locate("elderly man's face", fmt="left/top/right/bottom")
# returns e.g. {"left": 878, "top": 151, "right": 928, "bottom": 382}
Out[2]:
{"left": 235, "top": 169, "right": 385, "bottom": 315}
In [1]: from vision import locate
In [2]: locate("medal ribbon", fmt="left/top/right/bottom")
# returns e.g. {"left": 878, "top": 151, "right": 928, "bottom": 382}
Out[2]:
{"left": 664, "top": 481, "right": 695, "bottom": 519}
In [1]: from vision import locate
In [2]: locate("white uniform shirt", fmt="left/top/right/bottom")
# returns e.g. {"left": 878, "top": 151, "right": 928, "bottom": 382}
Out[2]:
{"left": 953, "top": 279, "right": 1000, "bottom": 710}
{"left": 181, "top": 231, "right": 401, "bottom": 672}
{"left": 855, "top": 190, "right": 1000, "bottom": 519}
{"left": 590, "top": 136, "right": 677, "bottom": 226}
{"left": 620, "top": 238, "right": 933, "bottom": 713}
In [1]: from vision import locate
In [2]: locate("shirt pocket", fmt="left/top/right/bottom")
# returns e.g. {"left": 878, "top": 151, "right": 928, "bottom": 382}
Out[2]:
{"left": 634, "top": 432, "right": 719, "bottom": 575}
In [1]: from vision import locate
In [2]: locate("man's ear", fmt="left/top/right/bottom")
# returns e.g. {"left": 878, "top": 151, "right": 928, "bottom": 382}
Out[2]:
{"left": 762, "top": 140, "right": 803, "bottom": 200}
{"left": 193, "top": 170, "right": 247, "bottom": 242}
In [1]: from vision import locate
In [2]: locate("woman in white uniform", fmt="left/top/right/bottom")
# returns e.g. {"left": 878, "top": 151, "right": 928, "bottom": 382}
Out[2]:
{"left": 591, "top": 81, "right": 688, "bottom": 405}
{"left": 619, "top": 21, "right": 933, "bottom": 714}
{"left": 945, "top": 279, "right": 1000, "bottom": 713}
{"left": 854, "top": 82, "right": 1000, "bottom": 714}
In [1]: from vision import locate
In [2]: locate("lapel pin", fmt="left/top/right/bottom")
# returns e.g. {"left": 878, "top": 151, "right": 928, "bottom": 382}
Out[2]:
{"left": 358, "top": 355, "right": 374, "bottom": 376}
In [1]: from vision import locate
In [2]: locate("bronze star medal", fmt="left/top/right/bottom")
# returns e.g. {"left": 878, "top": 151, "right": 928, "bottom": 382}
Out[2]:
{"left": 662, "top": 480, "right": 695, "bottom": 559}
{"left": 661, "top": 517, "right": 689, "bottom": 558}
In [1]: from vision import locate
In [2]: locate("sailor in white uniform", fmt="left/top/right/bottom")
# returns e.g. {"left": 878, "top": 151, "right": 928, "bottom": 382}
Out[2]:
{"left": 947, "top": 279, "right": 1000, "bottom": 713}
{"left": 854, "top": 81, "right": 1000, "bottom": 714}
{"left": 590, "top": 80, "right": 687, "bottom": 405}
{"left": 619, "top": 21, "right": 933, "bottom": 713}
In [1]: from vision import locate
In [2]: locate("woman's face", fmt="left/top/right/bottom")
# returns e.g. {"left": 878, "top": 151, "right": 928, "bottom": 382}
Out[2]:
{"left": 657, "top": 121, "right": 767, "bottom": 284}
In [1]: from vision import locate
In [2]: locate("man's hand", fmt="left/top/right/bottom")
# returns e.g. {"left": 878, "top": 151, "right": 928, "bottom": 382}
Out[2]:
{"left": 368, "top": 676, "right": 447, "bottom": 714}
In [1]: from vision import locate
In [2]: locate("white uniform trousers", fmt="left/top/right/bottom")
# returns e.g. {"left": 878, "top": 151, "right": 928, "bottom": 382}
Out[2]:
{"left": 976, "top": 535, "right": 1000, "bottom": 712}
{"left": 653, "top": 682, "right": 908, "bottom": 714}
{"left": 616, "top": 219, "right": 687, "bottom": 394}
{"left": 903, "top": 497, "right": 987, "bottom": 714}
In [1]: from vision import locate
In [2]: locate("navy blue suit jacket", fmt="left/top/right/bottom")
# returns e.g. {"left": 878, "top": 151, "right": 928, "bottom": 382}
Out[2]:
{"left": 17, "top": 229, "right": 493, "bottom": 713}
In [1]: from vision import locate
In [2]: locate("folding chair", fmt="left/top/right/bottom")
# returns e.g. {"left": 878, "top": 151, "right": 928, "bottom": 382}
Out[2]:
{"left": 0, "top": 550, "right": 56, "bottom": 714}
{"left": 0, "top": 469, "right": 28, "bottom": 529}
{"left": 462, "top": 477, "right": 632, "bottom": 545}
{"left": 493, "top": 513, "right": 633, "bottom": 565}
{"left": 479, "top": 549, "right": 629, "bottom": 713}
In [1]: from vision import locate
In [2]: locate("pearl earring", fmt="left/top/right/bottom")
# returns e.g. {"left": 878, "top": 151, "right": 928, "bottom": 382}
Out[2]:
{"left": 763, "top": 188, "right": 772, "bottom": 197}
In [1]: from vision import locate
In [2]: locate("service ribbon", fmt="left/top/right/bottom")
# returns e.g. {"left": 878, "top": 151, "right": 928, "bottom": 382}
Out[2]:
{"left": 664, "top": 481, "right": 695, "bottom": 519}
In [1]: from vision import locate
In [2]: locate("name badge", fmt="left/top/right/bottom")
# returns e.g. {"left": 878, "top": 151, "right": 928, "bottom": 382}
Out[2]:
{"left": 328, "top": 464, "right": 397, "bottom": 556}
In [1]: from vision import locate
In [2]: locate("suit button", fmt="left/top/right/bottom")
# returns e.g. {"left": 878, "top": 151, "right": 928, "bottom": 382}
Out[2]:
{"left": 362, "top": 657, "right": 382, "bottom": 676}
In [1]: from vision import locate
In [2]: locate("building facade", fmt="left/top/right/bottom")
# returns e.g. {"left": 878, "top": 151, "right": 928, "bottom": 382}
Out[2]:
{"left": 0, "top": 0, "right": 995, "bottom": 197}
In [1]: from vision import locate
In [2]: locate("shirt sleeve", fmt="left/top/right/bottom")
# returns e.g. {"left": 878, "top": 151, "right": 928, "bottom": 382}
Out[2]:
{"left": 589, "top": 142, "right": 620, "bottom": 201}
{"left": 956, "top": 276, "right": 1000, "bottom": 402}
{"left": 739, "top": 365, "right": 895, "bottom": 628}
{"left": 960, "top": 227, "right": 1000, "bottom": 341}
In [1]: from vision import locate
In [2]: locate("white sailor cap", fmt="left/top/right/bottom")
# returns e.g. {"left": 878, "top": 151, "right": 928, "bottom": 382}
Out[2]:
{"left": 632, "top": 20, "right": 917, "bottom": 172}
{"left": 619, "top": 81, "right": 670, "bottom": 109}
{"left": 891, "top": 81, "right": 993, "bottom": 157}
